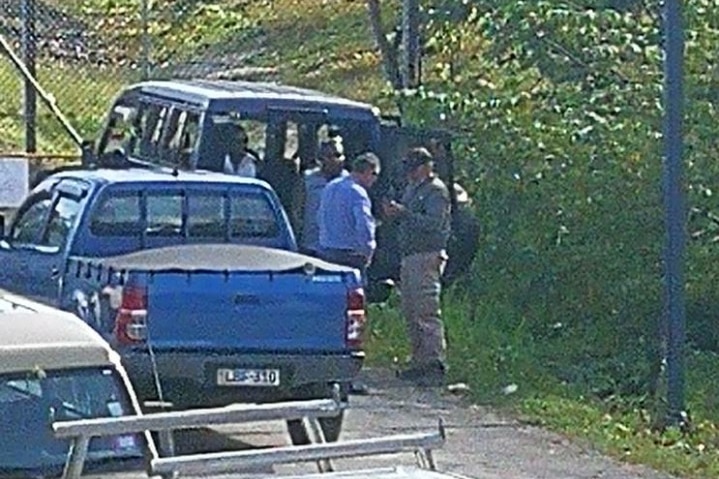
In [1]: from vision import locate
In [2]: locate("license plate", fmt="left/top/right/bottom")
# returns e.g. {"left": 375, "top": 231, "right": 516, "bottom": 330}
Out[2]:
{"left": 216, "top": 368, "right": 280, "bottom": 387}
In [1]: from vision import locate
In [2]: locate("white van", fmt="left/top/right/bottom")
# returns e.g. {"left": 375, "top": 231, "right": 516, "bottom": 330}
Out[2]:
{"left": 0, "top": 289, "right": 154, "bottom": 477}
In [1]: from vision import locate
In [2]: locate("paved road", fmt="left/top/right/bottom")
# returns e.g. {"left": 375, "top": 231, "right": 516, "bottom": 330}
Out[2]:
{"left": 170, "top": 367, "right": 679, "bottom": 479}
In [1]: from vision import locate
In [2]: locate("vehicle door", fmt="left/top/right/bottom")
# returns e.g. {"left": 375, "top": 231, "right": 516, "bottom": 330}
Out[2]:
{"left": 368, "top": 121, "right": 481, "bottom": 288}
{"left": 375, "top": 122, "right": 456, "bottom": 204}
{"left": 0, "top": 179, "right": 87, "bottom": 304}
{"left": 261, "top": 108, "right": 329, "bottom": 233}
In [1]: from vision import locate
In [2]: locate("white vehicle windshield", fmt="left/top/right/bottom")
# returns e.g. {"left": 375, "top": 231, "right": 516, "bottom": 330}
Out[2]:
{"left": 0, "top": 367, "right": 144, "bottom": 477}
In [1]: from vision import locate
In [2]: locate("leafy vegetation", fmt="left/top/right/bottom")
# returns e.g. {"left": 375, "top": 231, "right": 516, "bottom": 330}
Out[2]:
{"left": 366, "top": 1, "right": 719, "bottom": 476}
{"left": 3, "top": 0, "right": 719, "bottom": 476}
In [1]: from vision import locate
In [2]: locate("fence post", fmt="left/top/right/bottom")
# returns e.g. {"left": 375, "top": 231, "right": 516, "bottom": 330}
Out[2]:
{"left": 141, "top": 0, "right": 151, "bottom": 80}
{"left": 401, "top": 0, "right": 420, "bottom": 88}
{"left": 662, "top": 0, "right": 686, "bottom": 428}
{"left": 21, "top": 0, "right": 37, "bottom": 153}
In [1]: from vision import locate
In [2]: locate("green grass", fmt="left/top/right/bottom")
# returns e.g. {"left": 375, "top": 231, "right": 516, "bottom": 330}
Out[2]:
{"left": 365, "top": 290, "right": 719, "bottom": 479}
{"left": 0, "top": 0, "right": 390, "bottom": 152}
{"left": 0, "top": 60, "right": 137, "bottom": 153}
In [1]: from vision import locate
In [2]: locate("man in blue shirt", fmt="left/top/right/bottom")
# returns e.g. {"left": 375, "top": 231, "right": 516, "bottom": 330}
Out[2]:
{"left": 317, "top": 152, "right": 381, "bottom": 281}
{"left": 299, "top": 139, "right": 349, "bottom": 256}
{"left": 318, "top": 152, "right": 380, "bottom": 397}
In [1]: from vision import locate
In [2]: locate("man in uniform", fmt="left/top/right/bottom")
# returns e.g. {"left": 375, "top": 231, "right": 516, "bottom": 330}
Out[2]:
{"left": 383, "top": 147, "right": 452, "bottom": 387}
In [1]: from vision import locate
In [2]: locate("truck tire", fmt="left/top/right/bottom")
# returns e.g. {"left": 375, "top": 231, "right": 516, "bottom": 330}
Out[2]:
{"left": 286, "top": 411, "right": 344, "bottom": 445}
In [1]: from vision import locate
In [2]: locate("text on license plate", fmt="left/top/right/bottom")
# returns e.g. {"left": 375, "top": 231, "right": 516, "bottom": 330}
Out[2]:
{"left": 216, "top": 368, "right": 280, "bottom": 387}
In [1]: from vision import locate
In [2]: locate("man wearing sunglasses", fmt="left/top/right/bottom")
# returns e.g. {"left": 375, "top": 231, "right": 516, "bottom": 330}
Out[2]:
{"left": 317, "top": 152, "right": 381, "bottom": 280}
{"left": 317, "top": 152, "right": 381, "bottom": 396}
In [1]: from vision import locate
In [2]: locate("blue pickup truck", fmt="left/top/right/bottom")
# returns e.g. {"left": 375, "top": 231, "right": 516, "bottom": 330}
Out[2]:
{"left": 0, "top": 166, "right": 365, "bottom": 442}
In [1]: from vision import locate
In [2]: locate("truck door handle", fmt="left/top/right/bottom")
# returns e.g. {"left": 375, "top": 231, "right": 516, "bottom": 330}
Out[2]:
{"left": 51, "top": 267, "right": 60, "bottom": 279}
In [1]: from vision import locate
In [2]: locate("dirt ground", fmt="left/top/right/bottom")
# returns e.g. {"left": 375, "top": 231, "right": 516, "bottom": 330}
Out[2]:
{"left": 342, "top": 368, "right": 681, "bottom": 479}
{"left": 195, "top": 367, "right": 682, "bottom": 479}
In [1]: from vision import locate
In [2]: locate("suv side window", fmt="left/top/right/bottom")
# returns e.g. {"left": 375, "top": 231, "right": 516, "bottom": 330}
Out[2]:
{"left": 132, "top": 102, "right": 170, "bottom": 160}
{"left": 10, "top": 196, "right": 52, "bottom": 245}
{"left": 99, "top": 103, "right": 139, "bottom": 156}
{"left": 161, "top": 108, "right": 201, "bottom": 168}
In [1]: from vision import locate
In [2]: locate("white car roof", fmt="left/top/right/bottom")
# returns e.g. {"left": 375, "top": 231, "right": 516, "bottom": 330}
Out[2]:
{"left": 0, "top": 290, "right": 117, "bottom": 375}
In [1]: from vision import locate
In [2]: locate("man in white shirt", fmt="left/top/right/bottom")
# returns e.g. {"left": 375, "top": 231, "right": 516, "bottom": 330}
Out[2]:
{"left": 223, "top": 124, "right": 259, "bottom": 177}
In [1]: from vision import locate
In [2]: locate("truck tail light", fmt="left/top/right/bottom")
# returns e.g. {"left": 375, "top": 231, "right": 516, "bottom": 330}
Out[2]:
{"left": 346, "top": 287, "right": 366, "bottom": 349}
{"left": 114, "top": 286, "right": 148, "bottom": 345}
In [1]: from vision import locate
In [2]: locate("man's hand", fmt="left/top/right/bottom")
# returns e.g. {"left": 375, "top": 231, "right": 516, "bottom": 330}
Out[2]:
{"left": 382, "top": 199, "right": 406, "bottom": 217}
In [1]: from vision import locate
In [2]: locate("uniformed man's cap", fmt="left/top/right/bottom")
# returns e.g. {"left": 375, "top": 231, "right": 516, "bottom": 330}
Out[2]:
{"left": 403, "top": 147, "right": 433, "bottom": 170}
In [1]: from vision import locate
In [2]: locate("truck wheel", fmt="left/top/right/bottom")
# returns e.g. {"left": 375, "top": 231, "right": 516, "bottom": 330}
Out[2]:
{"left": 287, "top": 411, "right": 344, "bottom": 445}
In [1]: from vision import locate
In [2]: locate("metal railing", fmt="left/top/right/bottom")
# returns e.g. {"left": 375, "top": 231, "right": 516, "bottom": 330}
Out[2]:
{"left": 52, "top": 394, "right": 447, "bottom": 479}
{"left": 151, "top": 426, "right": 445, "bottom": 477}
{"left": 53, "top": 396, "right": 344, "bottom": 479}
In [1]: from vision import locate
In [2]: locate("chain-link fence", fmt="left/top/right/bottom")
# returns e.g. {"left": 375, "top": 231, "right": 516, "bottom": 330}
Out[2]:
{"left": 0, "top": 0, "right": 294, "bottom": 155}
{"left": 1, "top": 0, "right": 142, "bottom": 154}
{"left": 0, "top": 0, "right": 420, "bottom": 157}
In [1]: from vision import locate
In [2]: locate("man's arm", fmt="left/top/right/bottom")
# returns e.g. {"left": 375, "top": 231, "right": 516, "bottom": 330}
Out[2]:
{"left": 351, "top": 189, "right": 377, "bottom": 260}
{"left": 316, "top": 186, "right": 331, "bottom": 247}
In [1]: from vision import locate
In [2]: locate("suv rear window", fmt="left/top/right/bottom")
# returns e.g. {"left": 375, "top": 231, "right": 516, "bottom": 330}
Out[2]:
{"left": 89, "top": 189, "right": 279, "bottom": 239}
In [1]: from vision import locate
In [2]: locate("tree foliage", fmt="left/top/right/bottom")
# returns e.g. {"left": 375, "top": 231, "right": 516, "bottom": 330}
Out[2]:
{"left": 390, "top": 0, "right": 719, "bottom": 397}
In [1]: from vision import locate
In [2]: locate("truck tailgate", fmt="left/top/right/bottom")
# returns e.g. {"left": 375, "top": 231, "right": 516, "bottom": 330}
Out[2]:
{"left": 144, "top": 271, "right": 351, "bottom": 351}
{"left": 94, "top": 244, "right": 360, "bottom": 353}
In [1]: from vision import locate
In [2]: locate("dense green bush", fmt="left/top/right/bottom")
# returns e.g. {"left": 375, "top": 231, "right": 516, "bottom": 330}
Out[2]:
{"left": 390, "top": 0, "right": 719, "bottom": 401}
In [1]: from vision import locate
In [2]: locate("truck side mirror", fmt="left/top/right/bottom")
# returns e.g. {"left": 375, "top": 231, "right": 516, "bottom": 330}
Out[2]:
{"left": 0, "top": 215, "right": 5, "bottom": 239}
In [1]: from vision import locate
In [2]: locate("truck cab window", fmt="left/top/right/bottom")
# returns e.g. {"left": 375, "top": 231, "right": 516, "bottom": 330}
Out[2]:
{"left": 43, "top": 196, "right": 82, "bottom": 248}
{"left": 90, "top": 194, "right": 141, "bottom": 236}
{"left": 10, "top": 198, "right": 51, "bottom": 245}
{"left": 89, "top": 188, "right": 279, "bottom": 240}
{"left": 230, "top": 195, "right": 278, "bottom": 238}
{"left": 187, "top": 194, "right": 224, "bottom": 238}
{"left": 146, "top": 194, "right": 183, "bottom": 236}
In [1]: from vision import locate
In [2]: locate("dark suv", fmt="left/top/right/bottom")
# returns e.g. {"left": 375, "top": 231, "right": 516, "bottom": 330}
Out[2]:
{"left": 86, "top": 79, "right": 479, "bottom": 301}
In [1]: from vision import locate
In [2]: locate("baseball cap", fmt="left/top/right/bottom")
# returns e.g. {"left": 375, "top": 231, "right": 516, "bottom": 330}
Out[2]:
{"left": 402, "top": 147, "right": 433, "bottom": 170}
